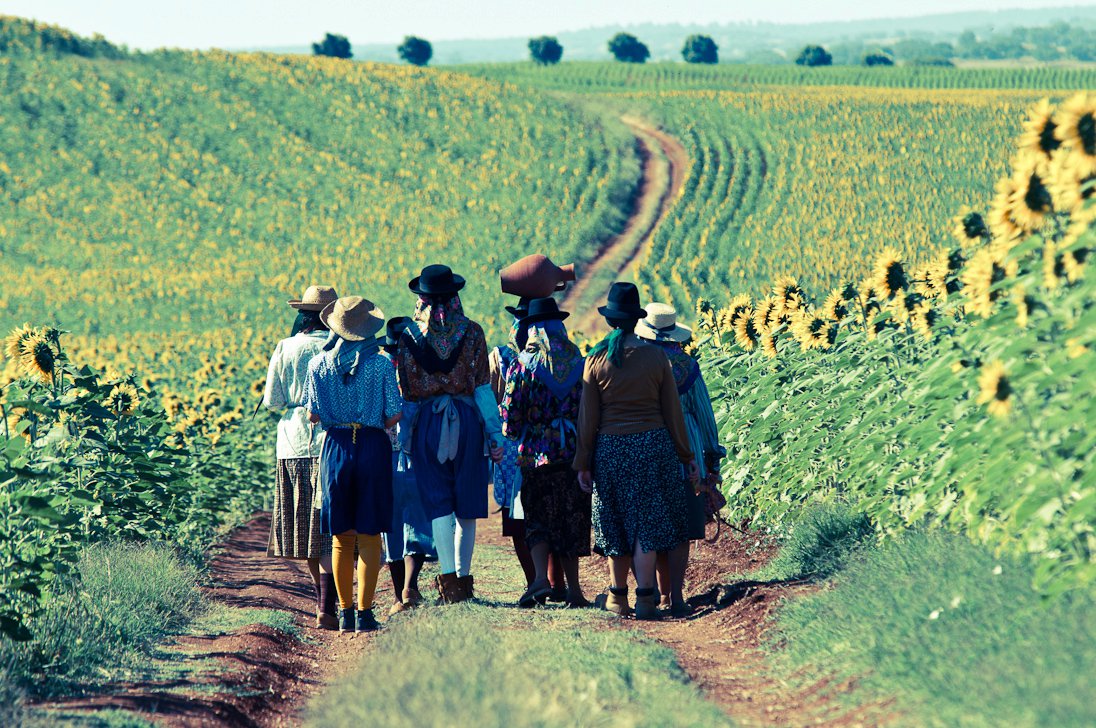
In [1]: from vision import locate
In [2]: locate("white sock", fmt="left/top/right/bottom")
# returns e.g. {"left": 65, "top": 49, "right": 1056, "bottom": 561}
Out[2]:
{"left": 455, "top": 517, "right": 477, "bottom": 577}
{"left": 431, "top": 514, "right": 457, "bottom": 574}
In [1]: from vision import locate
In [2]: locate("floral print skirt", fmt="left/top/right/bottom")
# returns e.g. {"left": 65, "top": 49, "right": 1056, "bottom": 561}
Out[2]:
{"left": 591, "top": 429, "right": 688, "bottom": 556}
{"left": 520, "top": 462, "right": 592, "bottom": 558}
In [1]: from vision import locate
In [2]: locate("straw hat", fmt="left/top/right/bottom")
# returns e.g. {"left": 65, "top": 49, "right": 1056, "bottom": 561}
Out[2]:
{"left": 636, "top": 303, "right": 693, "bottom": 343}
{"left": 319, "top": 296, "right": 385, "bottom": 341}
{"left": 288, "top": 285, "right": 339, "bottom": 311}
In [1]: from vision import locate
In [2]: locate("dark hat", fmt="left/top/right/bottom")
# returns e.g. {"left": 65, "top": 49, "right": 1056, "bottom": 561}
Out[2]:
{"left": 384, "top": 316, "right": 413, "bottom": 349}
{"left": 597, "top": 282, "right": 647, "bottom": 320}
{"left": 517, "top": 297, "right": 570, "bottom": 330}
{"left": 409, "top": 264, "right": 466, "bottom": 296}
{"left": 505, "top": 296, "right": 532, "bottom": 319}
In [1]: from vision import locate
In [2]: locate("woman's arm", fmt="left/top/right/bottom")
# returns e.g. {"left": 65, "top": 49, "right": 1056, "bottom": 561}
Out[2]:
{"left": 659, "top": 357, "right": 695, "bottom": 464}
{"left": 572, "top": 358, "right": 601, "bottom": 472}
{"left": 262, "top": 343, "right": 286, "bottom": 412}
{"left": 690, "top": 374, "right": 725, "bottom": 460}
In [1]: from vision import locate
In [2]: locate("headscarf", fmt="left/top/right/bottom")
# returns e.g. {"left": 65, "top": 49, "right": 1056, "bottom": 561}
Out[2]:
{"left": 323, "top": 332, "right": 382, "bottom": 383}
{"left": 520, "top": 320, "right": 584, "bottom": 399}
{"left": 653, "top": 340, "right": 701, "bottom": 394}
{"left": 413, "top": 294, "right": 470, "bottom": 359}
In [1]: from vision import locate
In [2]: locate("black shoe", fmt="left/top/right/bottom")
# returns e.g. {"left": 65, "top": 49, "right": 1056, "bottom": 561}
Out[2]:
{"left": 547, "top": 586, "right": 568, "bottom": 602}
{"left": 339, "top": 608, "right": 354, "bottom": 633}
{"left": 356, "top": 608, "right": 380, "bottom": 633}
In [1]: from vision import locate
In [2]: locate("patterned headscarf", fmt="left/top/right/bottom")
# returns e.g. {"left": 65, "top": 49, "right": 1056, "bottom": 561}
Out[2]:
{"left": 654, "top": 340, "right": 701, "bottom": 394}
{"left": 413, "top": 294, "right": 471, "bottom": 359}
{"left": 521, "top": 320, "right": 584, "bottom": 399}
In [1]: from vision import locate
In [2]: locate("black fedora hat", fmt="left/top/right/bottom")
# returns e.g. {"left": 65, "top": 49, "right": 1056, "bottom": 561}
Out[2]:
{"left": 597, "top": 282, "right": 647, "bottom": 320}
{"left": 517, "top": 297, "right": 570, "bottom": 330}
{"left": 409, "top": 264, "right": 466, "bottom": 296}
{"left": 505, "top": 296, "right": 532, "bottom": 319}
{"left": 384, "top": 316, "right": 413, "bottom": 349}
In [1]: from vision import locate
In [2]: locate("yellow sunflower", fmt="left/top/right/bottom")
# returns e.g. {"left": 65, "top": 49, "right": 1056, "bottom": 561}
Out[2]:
{"left": 733, "top": 308, "right": 760, "bottom": 352}
{"left": 870, "top": 248, "right": 908, "bottom": 299}
{"left": 1018, "top": 98, "right": 1062, "bottom": 160}
{"left": 4, "top": 324, "right": 37, "bottom": 362}
{"left": 976, "top": 360, "right": 1013, "bottom": 418}
{"left": 910, "top": 301, "right": 939, "bottom": 341}
{"left": 104, "top": 383, "right": 140, "bottom": 415}
{"left": 961, "top": 247, "right": 1010, "bottom": 318}
{"left": 1047, "top": 148, "right": 1096, "bottom": 213}
{"left": 19, "top": 333, "right": 55, "bottom": 383}
{"left": 753, "top": 296, "right": 782, "bottom": 333}
{"left": 249, "top": 377, "right": 266, "bottom": 398}
{"left": 726, "top": 294, "right": 752, "bottom": 330}
{"left": 1054, "top": 91, "right": 1096, "bottom": 174}
{"left": 694, "top": 297, "right": 714, "bottom": 322}
{"left": 987, "top": 177, "right": 1023, "bottom": 244}
{"left": 951, "top": 207, "right": 990, "bottom": 249}
{"left": 772, "top": 276, "right": 806, "bottom": 314}
{"left": 760, "top": 330, "right": 779, "bottom": 359}
{"left": 1007, "top": 153, "right": 1054, "bottom": 233}
{"left": 1012, "top": 287, "right": 1034, "bottom": 329}
{"left": 822, "top": 289, "right": 851, "bottom": 321}
{"left": 790, "top": 310, "right": 835, "bottom": 351}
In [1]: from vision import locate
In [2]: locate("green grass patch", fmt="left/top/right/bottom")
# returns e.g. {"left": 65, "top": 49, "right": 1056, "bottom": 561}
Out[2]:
{"left": 767, "top": 529, "right": 1096, "bottom": 727}
{"left": 756, "top": 503, "right": 873, "bottom": 582}
{"left": 308, "top": 605, "right": 730, "bottom": 727}
{"left": 189, "top": 604, "right": 300, "bottom": 639}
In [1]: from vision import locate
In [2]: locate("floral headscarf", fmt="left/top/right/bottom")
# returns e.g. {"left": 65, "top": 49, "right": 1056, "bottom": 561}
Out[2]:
{"left": 521, "top": 320, "right": 584, "bottom": 399}
{"left": 413, "top": 294, "right": 470, "bottom": 359}
{"left": 654, "top": 340, "right": 701, "bottom": 394}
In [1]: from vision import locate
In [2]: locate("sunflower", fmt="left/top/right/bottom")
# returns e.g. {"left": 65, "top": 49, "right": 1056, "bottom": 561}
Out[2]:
{"left": 961, "top": 247, "right": 1010, "bottom": 318}
{"left": 726, "top": 294, "right": 752, "bottom": 330}
{"left": 695, "top": 297, "right": 714, "bottom": 321}
{"left": 1054, "top": 92, "right": 1096, "bottom": 173}
{"left": 772, "top": 276, "right": 806, "bottom": 314}
{"left": 733, "top": 308, "right": 760, "bottom": 351}
{"left": 1047, "top": 148, "right": 1096, "bottom": 213}
{"left": 1012, "top": 287, "right": 1034, "bottom": 329}
{"left": 1017, "top": 98, "right": 1061, "bottom": 160}
{"left": 914, "top": 259, "right": 948, "bottom": 301}
{"left": 952, "top": 207, "right": 990, "bottom": 249}
{"left": 822, "top": 289, "right": 851, "bottom": 321}
{"left": 1062, "top": 248, "right": 1087, "bottom": 284}
{"left": 4, "top": 324, "right": 37, "bottom": 362}
{"left": 760, "top": 330, "right": 779, "bottom": 359}
{"left": 790, "top": 311, "right": 835, "bottom": 351}
{"left": 1007, "top": 154, "right": 1054, "bottom": 233}
{"left": 20, "top": 333, "right": 55, "bottom": 383}
{"left": 910, "top": 301, "right": 939, "bottom": 341}
{"left": 105, "top": 383, "right": 140, "bottom": 415}
{"left": 1043, "top": 238, "right": 1065, "bottom": 290}
{"left": 753, "top": 296, "right": 782, "bottom": 333}
{"left": 976, "top": 360, "right": 1013, "bottom": 418}
{"left": 987, "top": 177, "right": 1023, "bottom": 244}
{"left": 249, "top": 377, "right": 266, "bottom": 398}
{"left": 716, "top": 306, "right": 736, "bottom": 334}
{"left": 870, "top": 248, "right": 908, "bottom": 299}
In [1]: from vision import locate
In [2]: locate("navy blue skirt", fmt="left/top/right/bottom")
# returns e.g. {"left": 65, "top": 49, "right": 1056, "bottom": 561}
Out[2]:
{"left": 411, "top": 399, "right": 489, "bottom": 521}
{"left": 320, "top": 427, "right": 393, "bottom": 536}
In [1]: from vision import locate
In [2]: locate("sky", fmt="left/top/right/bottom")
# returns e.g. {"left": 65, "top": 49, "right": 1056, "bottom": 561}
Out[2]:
{"left": 2, "top": 0, "right": 1091, "bottom": 49}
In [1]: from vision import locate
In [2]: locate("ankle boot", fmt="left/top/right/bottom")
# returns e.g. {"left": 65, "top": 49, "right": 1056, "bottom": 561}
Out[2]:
{"left": 338, "top": 608, "right": 355, "bottom": 633}
{"left": 317, "top": 574, "right": 338, "bottom": 629}
{"left": 356, "top": 608, "right": 380, "bottom": 633}
{"left": 457, "top": 574, "right": 474, "bottom": 601}
{"left": 435, "top": 573, "right": 465, "bottom": 605}
{"left": 634, "top": 588, "right": 662, "bottom": 621}
{"left": 604, "top": 586, "right": 632, "bottom": 617}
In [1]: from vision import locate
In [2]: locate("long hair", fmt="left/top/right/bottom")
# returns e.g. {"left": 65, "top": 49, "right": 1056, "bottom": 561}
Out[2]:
{"left": 588, "top": 316, "right": 638, "bottom": 368}
{"left": 291, "top": 310, "right": 328, "bottom": 336}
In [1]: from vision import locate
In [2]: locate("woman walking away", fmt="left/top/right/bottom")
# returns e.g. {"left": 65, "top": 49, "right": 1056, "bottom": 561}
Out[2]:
{"left": 573, "top": 283, "right": 699, "bottom": 621}
{"left": 304, "top": 296, "right": 402, "bottom": 633}
{"left": 263, "top": 285, "right": 339, "bottom": 630}
{"left": 397, "top": 265, "right": 505, "bottom": 604}
{"left": 636, "top": 303, "right": 725, "bottom": 617}
{"left": 381, "top": 317, "right": 437, "bottom": 614}
{"left": 502, "top": 297, "right": 591, "bottom": 608}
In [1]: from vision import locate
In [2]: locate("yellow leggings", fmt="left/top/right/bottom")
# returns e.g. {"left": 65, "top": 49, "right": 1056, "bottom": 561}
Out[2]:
{"left": 332, "top": 533, "right": 383, "bottom": 611}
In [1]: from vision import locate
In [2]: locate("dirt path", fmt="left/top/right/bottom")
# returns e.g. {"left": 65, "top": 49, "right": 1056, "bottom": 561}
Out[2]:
{"left": 562, "top": 116, "right": 688, "bottom": 337}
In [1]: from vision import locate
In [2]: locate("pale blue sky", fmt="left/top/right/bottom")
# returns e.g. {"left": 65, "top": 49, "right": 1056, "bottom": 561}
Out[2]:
{"left": 2, "top": 0, "right": 1090, "bottom": 49}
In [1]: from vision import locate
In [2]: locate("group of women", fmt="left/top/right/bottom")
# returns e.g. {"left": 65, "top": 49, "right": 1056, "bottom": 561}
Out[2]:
{"left": 262, "top": 265, "right": 723, "bottom": 633}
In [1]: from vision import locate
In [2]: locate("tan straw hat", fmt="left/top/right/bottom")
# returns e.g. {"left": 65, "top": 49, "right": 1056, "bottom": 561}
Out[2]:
{"left": 636, "top": 302, "right": 693, "bottom": 343}
{"left": 288, "top": 285, "right": 339, "bottom": 311}
{"left": 319, "top": 296, "right": 386, "bottom": 341}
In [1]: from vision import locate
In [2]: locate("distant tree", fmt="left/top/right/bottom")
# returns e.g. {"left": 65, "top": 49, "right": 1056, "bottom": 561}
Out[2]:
{"left": 608, "top": 33, "right": 650, "bottom": 64}
{"left": 863, "top": 52, "right": 894, "bottom": 67}
{"left": 682, "top": 34, "right": 719, "bottom": 64}
{"left": 312, "top": 33, "right": 352, "bottom": 59}
{"left": 528, "top": 36, "right": 563, "bottom": 65}
{"left": 398, "top": 36, "right": 432, "bottom": 66}
{"left": 795, "top": 45, "right": 832, "bottom": 67}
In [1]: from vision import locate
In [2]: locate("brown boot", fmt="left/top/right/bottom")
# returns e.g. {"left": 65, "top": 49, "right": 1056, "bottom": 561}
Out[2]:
{"left": 435, "top": 573, "right": 466, "bottom": 605}
{"left": 457, "top": 574, "right": 474, "bottom": 601}
{"left": 603, "top": 586, "right": 632, "bottom": 617}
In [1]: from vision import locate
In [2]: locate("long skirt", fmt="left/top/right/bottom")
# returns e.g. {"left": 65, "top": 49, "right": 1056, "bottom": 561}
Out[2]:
{"left": 412, "top": 399, "right": 489, "bottom": 521}
{"left": 521, "top": 463, "right": 592, "bottom": 558}
{"left": 591, "top": 428, "right": 688, "bottom": 556}
{"left": 267, "top": 457, "right": 330, "bottom": 559}
{"left": 320, "top": 427, "right": 393, "bottom": 536}
{"left": 383, "top": 450, "right": 437, "bottom": 562}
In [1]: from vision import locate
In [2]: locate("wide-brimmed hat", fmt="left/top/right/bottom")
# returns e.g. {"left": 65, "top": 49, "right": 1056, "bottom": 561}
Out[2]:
{"left": 384, "top": 316, "right": 413, "bottom": 348}
{"left": 288, "top": 285, "right": 338, "bottom": 311}
{"left": 505, "top": 296, "right": 532, "bottom": 319}
{"left": 408, "top": 264, "right": 466, "bottom": 296}
{"left": 597, "top": 282, "right": 647, "bottom": 320}
{"left": 517, "top": 297, "right": 570, "bottom": 330}
{"left": 319, "top": 296, "right": 385, "bottom": 341}
{"left": 636, "top": 302, "right": 693, "bottom": 343}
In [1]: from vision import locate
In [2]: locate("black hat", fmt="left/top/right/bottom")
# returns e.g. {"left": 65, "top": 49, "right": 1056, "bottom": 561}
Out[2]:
{"left": 409, "top": 264, "right": 466, "bottom": 296}
{"left": 597, "top": 282, "right": 647, "bottom": 320}
{"left": 384, "top": 316, "right": 412, "bottom": 349}
{"left": 517, "top": 297, "right": 570, "bottom": 330}
{"left": 505, "top": 296, "right": 532, "bottom": 319}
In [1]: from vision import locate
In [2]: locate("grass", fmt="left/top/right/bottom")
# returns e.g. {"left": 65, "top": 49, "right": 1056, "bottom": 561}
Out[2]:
{"left": 764, "top": 523, "right": 1096, "bottom": 727}
{"left": 754, "top": 503, "right": 873, "bottom": 582}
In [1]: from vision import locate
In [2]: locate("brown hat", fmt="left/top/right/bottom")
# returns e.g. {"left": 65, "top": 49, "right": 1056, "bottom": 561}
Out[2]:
{"left": 319, "top": 296, "right": 385, "bottom": 341}
{"left": 288, "top": 285, "right": 339, "bottom": 311}
{"left": 636, "top": 303, "right": 693, "bottom": 343}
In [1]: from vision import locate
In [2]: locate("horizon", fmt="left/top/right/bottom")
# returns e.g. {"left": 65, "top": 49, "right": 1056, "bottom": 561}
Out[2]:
{"left": 2, "top": 0, "right": 1093, "bottom": 50}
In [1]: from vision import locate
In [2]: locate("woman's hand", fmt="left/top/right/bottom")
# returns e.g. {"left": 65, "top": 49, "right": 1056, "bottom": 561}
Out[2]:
{"left": 577, "top": 470, "right": 594, "bottom": 493}
{"left": 686, "top": 460, "right": 701, "bottom": 491}
{"left": 308, "top": 411, "right": 320, "bottom": 424}
{"left": 489, "top": 445, "right": 505, "bottom": 463}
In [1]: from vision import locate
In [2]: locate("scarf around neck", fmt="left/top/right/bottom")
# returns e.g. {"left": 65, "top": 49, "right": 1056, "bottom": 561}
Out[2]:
{"left": 413, "top": 294, "right": 471, "bottom": 360}
{"left": 323, "top": 332, "right": 382, "bottom": 382}
{"left": 520, "top": 320, "right": 584, "bottom": 400}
